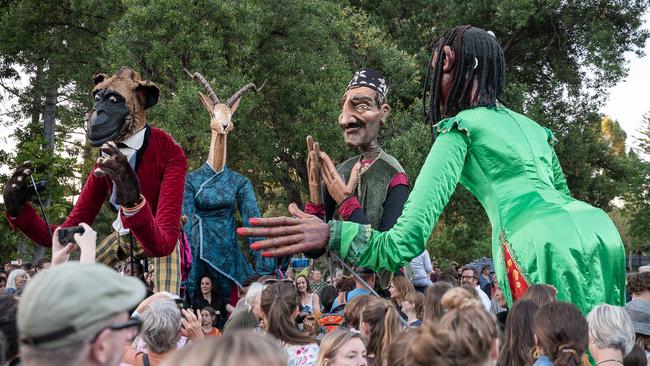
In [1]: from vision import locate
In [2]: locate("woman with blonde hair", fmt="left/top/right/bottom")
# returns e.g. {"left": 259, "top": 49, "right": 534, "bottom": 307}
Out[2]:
{"left": 261, "top": 282, "right": 319, "bottom": 366}
{"left": 316, "top": 329, "right": 367, "bottom": 366}
{"left": 360, "top": 297, "right": 404, "bottom": 366}
{"left": 406, "top": 290, "right": 500, "bottom": 366}
{"left": 161, "top": 330, "right": 287, "bottom": 366}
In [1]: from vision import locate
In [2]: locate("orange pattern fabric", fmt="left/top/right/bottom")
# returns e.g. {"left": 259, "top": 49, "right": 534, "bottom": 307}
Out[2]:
{"left": 503, "top": 244, "right": 529, "bottom": 300}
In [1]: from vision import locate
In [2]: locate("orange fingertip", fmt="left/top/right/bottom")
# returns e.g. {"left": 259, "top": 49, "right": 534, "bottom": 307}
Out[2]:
{"left": 262, "top": 251, "right": 272, "bottom": 258}
{"left": 236, "top": 227, "right": 246, "bottom": 236}
{"left": 249, "top": 218, "right": 260, "bottom": 225}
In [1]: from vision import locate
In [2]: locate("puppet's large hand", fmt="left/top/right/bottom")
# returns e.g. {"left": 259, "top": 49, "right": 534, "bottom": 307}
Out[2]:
{"left": 93, "top": 142, "right": 142, "bottom": 208}
{"left": 306, "top": 136, "right": 322, "bottom": 204}
{"left": 237, "top": 213, "right": 330, "bottom": 258}
{"left": 319, "top": 151, "right": 360, "bottom": 204}
{"left": 3, "top": 161, "right": 34, "bottom": 216}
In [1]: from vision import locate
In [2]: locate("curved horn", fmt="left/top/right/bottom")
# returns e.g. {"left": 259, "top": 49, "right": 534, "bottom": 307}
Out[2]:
{"left": 183, "top": 68, "right": 220, "bottom": 104}
{"left": 226, "top": 80, "right": 267, "bottom": 108}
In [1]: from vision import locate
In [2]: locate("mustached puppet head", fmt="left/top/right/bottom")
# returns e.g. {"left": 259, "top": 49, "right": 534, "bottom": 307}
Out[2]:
{"left": 87, "top": 67, "right": 160, "bottom": 147}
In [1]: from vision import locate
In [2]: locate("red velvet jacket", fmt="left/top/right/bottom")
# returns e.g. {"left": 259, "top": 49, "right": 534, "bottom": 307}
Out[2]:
{"left": 6, "top": 126, "right": 187, "bottom": 257}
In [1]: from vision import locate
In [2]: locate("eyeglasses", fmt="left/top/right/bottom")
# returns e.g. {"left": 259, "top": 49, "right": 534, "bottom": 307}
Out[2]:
{"left": 92, "top": 318, "right": 142, "bottom": 343}
{"left": 460, "top": 275, "right": 477, "bottom": 281}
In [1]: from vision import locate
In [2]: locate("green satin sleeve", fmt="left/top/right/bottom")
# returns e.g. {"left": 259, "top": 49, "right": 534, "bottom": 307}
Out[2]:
{"left": 543, "top": 127, "right": 571, "bottom": 196}
{"left": 551, "top": 149, "right": 571, "bottom": 196}
{"left": 328, "top": 125, "right": 470, "bottom": 271}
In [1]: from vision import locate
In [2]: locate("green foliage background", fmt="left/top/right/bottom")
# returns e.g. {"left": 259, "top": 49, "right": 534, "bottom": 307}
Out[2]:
{"left": 0, "top": 0, "right": 649, "bottom": 265}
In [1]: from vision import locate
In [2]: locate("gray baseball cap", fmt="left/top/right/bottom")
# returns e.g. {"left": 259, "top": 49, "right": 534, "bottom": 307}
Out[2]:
{"left": 625, "top": 299, "right": 650, "bottom": 336}
{"left": 18, "top": 262, "right": 146, "bottom": 349}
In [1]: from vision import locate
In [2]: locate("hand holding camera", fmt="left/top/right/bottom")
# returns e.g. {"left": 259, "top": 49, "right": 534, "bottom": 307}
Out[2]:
{"left": 51, "top": 223, "right": 97, "bottom": 266}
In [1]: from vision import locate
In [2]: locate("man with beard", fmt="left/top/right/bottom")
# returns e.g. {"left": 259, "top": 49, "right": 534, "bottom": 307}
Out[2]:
{"left": 3, "top": 67, "right": 187, "bottom": 295}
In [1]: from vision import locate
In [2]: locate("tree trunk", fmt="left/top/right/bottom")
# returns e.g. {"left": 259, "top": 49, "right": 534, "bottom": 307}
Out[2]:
{"left": 30, "top": 78, "right": 57, "bottom": 262}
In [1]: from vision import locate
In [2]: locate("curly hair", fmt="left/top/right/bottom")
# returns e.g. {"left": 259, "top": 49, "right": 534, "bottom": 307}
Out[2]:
{"left": 627, "top": 272, "right": 650, "bottom": 295}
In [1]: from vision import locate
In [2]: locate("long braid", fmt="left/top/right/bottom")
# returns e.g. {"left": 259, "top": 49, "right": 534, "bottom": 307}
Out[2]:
{"left": 424, "top": 25, "right": 506, "bottom": 139}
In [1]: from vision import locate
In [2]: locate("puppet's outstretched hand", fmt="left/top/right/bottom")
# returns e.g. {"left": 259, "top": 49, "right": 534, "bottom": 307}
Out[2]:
{"left": 237, "top": 211, "right": 330, "bottom": 258}
{"left": 93, "top": 142, "right": 142, "bottom": 208}
{"left": 3, "top": 161, "right": 35, "bottom": 216}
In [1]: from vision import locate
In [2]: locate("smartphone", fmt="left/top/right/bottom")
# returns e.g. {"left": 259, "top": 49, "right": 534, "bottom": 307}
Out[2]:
{"left": 174, "top": 298, "right": 185, "bottom": 310}
{"left": 58, "top": 226, "right": 85, "bottom": 244}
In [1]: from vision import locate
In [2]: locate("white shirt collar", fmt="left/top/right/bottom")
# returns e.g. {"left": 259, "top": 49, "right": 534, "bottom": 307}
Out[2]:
{"left": 121, "top": 127, "right": 147, "bottom": 150}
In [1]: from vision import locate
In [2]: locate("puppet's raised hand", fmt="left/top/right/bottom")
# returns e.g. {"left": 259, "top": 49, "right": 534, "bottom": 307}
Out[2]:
{"left": 319, "top": 151, "right": 360, "bottom": 204}
{"left": 93, "top": 142, "right": 142, "bottom": 208}
{"left": 238, "top": 213, "right": 330, "bottom": 258}
{"left": 306, "top": 136, "right": 322, "bottom": 204}
{"left": 3, "top": 161, "right": 34, "bottom": 216}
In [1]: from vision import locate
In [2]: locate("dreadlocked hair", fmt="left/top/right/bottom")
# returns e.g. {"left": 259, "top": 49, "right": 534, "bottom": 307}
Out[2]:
{"left": 423, "top": 25, "right": 505, "bottom": 135}
{"left": 260, "top": 282, "right": 315, "bottom": 346}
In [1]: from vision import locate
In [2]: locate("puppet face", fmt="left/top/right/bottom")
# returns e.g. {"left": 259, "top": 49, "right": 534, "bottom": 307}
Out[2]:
{"left": 337, "top": 87, "right": 387, "bottom": 149}
{"left": 205, "top": 100, "right": 235, "bottom": 135}
{"left": 88, "top": 67, "right": 160, "bottom": 147}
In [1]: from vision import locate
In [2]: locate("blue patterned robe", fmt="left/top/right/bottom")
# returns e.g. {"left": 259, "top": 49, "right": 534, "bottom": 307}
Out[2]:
{"left": 183, "top": 163, "right": 275, "bottom": 298}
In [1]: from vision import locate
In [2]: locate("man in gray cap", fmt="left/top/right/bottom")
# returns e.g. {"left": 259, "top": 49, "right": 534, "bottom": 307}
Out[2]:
{"left": 18, "top": 262, "right": 146, "bottom": 366}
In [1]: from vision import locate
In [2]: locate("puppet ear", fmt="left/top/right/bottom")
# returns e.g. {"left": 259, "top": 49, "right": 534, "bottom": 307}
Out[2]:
{"left": 136, "top": 80, "right": 160, "bottom": 109}
{"left": 93, "top": 73, "right": 109, "bottom": 85}
{"left": 198, "top": 91, "right": 214, "bottom": 113}
{"left": 230, "top": 96, "right": 242, "bottom": 114}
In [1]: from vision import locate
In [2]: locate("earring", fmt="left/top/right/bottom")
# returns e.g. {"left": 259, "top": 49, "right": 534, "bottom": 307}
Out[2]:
{"left": 532, "top": 348, "right": 541, "bottom": 359}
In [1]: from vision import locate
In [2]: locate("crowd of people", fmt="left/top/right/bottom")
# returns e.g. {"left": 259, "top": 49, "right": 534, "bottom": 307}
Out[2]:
{"left": 2, "top": 229, "right": 650, "bottom": 366}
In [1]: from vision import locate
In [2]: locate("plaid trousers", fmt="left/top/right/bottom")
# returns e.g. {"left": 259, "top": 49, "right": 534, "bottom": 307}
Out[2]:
{"left": 96, "top": 231, "right": 181, "bottom": 296}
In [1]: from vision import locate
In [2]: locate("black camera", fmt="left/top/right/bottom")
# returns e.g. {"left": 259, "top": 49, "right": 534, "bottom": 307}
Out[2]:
{"left": 58, "top": 226, "right": 85, "bottom": 244}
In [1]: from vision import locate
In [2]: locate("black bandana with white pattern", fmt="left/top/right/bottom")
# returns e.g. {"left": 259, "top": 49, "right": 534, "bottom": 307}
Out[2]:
{"left": 346, "top": 69, "right": 388, "bottom": 101}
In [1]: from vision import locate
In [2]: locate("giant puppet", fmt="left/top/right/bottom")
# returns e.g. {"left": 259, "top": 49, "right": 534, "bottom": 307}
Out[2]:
{"left": 3, "top": 67, "right": 187, "bottom": 294}
{"left": 182, "top": 70, "right": 275, "bottom": 301}
{"left": 301, "top": 69, "right": 410, "bottom": 289}
{"left": 241, "top": 26, "right": 626, "bottom": 313}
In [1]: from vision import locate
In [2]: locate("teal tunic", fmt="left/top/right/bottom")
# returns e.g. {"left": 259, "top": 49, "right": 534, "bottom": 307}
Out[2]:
{"left": 327, "top": 106, "right": 625, "bottom": 313}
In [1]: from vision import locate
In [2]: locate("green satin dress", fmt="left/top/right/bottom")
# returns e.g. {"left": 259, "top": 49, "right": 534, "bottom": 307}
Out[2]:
{"left": 327, "top": 106, "right": 625, "bottom": 312}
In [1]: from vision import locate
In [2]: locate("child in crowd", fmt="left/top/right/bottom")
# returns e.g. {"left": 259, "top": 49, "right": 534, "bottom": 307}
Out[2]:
{"left": 401, "top": 291, "right": 424, "bottom": 327}
{"left": 200, "top": 306, "right": 221, "bottom": 337}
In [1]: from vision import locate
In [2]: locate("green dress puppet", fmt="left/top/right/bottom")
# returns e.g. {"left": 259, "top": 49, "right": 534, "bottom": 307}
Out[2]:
{"left": 242, "top": 26, "right": 626, "bottom": 314}
{"left": 329, "top": 106, "right": 625, "bottom": 312}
